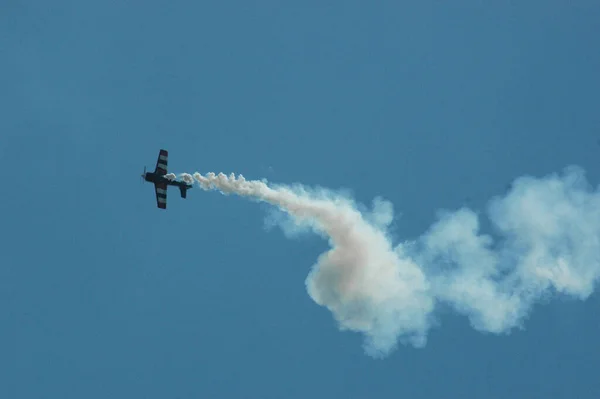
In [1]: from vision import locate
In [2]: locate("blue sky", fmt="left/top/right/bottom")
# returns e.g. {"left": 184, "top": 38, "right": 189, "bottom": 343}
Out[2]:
{"left": 2, "top": 1, "right": 600, "bottom": 398}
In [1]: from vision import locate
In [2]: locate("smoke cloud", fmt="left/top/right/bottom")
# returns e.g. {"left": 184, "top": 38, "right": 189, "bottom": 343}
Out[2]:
{"left": 177, "top": 166, "right": 600, "bottom": 357}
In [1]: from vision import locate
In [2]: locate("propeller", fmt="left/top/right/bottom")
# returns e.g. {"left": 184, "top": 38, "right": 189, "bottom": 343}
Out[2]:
{"left": 141, "top": 166, "right": 146, "bottom": 183}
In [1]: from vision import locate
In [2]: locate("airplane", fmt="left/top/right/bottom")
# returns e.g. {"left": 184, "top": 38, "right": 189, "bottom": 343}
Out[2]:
{"left": 141, "top": 149, "right": 192, "bottom": 209}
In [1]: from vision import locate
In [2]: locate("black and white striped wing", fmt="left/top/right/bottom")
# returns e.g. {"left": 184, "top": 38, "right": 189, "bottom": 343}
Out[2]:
{"left": 154, "top": 149, "right": 168, "bottom": 176}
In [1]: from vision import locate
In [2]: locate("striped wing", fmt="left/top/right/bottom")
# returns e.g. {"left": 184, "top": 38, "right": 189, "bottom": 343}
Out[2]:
{"left": 155, "top": 182, "right": 167, "bottom": 209}
{"left": 154, "top": 149, "right": 168, "bottom": 176}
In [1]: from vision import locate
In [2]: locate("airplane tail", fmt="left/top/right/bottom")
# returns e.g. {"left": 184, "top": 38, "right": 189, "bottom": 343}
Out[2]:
{"left": 179, "top": 185, "right": 188, "bottom": 199}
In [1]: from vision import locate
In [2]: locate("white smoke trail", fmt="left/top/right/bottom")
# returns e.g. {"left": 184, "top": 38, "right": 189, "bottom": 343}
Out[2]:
{"left": 178, "top": 166, "right": 600, "bottom": 357}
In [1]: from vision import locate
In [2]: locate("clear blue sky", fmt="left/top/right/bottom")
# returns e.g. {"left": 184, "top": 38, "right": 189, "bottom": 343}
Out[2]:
{"left": 2, "top": 2, "right": 600, "bottom": 398}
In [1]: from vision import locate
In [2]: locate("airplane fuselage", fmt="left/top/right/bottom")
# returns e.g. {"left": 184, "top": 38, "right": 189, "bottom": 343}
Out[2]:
{"left": 143, "top": 172, "right": 190, "bottom": 189}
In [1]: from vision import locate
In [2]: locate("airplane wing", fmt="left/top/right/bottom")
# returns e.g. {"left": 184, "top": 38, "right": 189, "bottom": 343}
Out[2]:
{"left": 154, "top": 182, "right": 167, "bottom": 209}
{"left": 154, "top": 149, "right": 168, "bottom": 176}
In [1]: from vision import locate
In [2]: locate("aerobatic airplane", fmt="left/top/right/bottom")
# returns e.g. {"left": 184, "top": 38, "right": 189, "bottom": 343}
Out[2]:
{"left": 141, "top": 149, "right": 192, "bottom": 209}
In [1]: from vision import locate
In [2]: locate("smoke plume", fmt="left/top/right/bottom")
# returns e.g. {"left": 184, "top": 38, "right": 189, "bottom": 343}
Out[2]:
{"left": 177, "top": 166, "right": 600, "bottom": 357}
